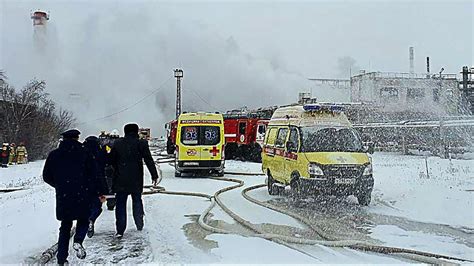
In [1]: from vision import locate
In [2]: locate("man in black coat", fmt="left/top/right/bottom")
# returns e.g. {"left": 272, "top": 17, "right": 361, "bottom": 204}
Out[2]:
{"left": 43, "top": 129, "right": 97, "bottom": 264}
{"left": 110, "top": 123, "right": 159, "bottom": 238}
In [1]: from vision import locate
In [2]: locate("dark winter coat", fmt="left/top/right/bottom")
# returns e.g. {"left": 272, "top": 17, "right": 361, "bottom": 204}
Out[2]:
{"left": 43, "top": 139, "right": 97, "bottom": 221}
{"left": 1, "top": 146, "right": 10, "bottom": 165}
{"left": 110, "top": 132, "right": 158, "bottom": 193}
{"left": 83, "top": 137, "right": 109, "bottom": 196}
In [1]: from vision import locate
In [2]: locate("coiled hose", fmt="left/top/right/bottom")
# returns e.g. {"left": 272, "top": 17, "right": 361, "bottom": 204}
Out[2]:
{"left": 38, "top": 164, "right": 471, "bottom": 264}
{"left": 241, "top": 183, "right": 472, "bottom": 263}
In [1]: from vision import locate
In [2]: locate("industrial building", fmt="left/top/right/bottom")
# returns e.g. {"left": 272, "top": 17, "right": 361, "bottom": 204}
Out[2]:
{"left": 350, "top": 71, "right": 462, "bottom": 119}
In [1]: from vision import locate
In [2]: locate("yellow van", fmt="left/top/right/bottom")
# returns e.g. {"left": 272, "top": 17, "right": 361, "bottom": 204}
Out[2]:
{"left": 175, "top": 112, "right": 225, "bottom": 177}
{"left": 261, "top": 104, "right": 374, "bottom": 205}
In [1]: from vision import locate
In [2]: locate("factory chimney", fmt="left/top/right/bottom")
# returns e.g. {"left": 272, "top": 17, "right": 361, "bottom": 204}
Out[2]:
{"left": 426, "top": 57, "right": 430, "bottom": 77}
{"left": 409, "top": 47, "right": 414, "bottom": 74}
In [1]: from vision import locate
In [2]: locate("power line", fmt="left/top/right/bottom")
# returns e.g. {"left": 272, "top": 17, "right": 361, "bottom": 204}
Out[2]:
{"left": 77, "top": 77, "right": 173, "bottom": 125}
{"left": 188, "top": 88, "right": 221, "bottom": 111}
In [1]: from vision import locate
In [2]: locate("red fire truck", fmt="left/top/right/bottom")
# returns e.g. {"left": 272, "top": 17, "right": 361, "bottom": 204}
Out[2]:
{"left": 165, "top": 120, "right": 178, "bottom": 154}
{"left": 165, "top": 107, "right": 275, "bottom": 162}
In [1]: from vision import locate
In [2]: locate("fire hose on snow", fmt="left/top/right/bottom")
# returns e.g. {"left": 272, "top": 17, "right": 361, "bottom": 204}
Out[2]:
{"left": 37, "top": 161, "right": 472, "bottom": 264}
{"left": 143, "top": 172, "right": 472, "bottom": 264}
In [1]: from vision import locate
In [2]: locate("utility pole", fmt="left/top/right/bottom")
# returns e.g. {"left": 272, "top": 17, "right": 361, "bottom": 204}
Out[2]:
{"left": 174, "top": 69, "right": 184, "bottom": 119}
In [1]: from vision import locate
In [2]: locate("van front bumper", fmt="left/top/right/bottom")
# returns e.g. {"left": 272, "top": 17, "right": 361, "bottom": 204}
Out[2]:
{"left": 176, "top": 160, "right": 224, "bottom": 172}
{"left": 300, "top": 174, "right": 374, "bottom": 195}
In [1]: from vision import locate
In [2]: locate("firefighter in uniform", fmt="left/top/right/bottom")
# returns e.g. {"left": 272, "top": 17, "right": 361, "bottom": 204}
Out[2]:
{"left": 16, "top": 142, "right": 28, "bottom": 164}
{"left": 1, "top": 143, "right": 10, "bottom": 168}
{"left": 8, "top": 143, "right": 16, "bottom": 165}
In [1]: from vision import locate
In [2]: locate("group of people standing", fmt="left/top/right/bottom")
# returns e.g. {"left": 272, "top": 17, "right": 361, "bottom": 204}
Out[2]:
{"left": 42, "top": 123, "right": 160, "bottom": 265}
{"left": 1, "top": 142, "right": 27, "bottom": 167}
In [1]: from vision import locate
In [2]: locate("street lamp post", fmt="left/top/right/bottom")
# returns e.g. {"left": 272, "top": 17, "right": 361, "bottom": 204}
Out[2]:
{"left": 174, "top": 69, "right": 184, "bottom": 119}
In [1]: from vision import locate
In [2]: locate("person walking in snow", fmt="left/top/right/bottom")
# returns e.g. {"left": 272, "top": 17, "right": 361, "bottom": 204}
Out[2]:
{"left": 104, "top": 130, "right": 120, "bottom": 211}
{"left": 1, "top": 143, "right": 10, "bottom": 168}
{"left": 83, "top": 135, "right": 109, "bottom": 238}
{"left": 110, "top": 123, "right": 159, "bottom": 238}
{"left": 43, "top": 129, "right": 97, "bottom": 264}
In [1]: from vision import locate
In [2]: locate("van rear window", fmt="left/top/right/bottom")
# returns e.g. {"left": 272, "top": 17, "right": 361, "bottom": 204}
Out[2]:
{"left": 181, "top": 126, "right": 220, "bottom": 146}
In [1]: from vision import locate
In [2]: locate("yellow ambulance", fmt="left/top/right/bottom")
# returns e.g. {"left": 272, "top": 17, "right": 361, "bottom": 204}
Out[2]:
{"left": 261, "top": 104, "right": 374, "bottom": 205}
{"left": 175, "top": 112, "right": 225, "bottom": 177}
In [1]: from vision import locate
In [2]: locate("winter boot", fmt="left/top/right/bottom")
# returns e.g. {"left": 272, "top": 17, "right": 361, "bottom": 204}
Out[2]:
{"left": 72, "top": 242, "right": 86, "bottom": 259}
{"left": 136, "top": 218, "right": 144, "bottom": 231}
{"left": 57, "top": 259, "right": 68, "bottom": 265}
{"left": 87, "top": 221, "right": 94, "bottom": 238}
{"left": 114, "top": 233, "right": 123, "bottom": 239}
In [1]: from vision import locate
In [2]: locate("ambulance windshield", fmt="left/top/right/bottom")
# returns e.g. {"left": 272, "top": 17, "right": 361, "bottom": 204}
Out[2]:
{"left": 301, "top": 127, "right": 363, "bottom": 153}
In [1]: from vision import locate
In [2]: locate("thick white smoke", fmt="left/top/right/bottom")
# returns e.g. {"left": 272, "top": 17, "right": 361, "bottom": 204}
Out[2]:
{"left": 2, "top": 2, "right": 313, "bottom": 137}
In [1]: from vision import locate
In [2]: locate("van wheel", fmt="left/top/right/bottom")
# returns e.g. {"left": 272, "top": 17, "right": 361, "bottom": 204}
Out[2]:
{"left": 290, "top": 172, "right": 303, "bottom": 196}
{"left": 174, "top": 171, "right": 182, "bottom": 177}
{"left": 267, "top": 171, "right": 279, "bottom": 195}
{"left": 357, "top": 191, "right": 371, "bottom": 206}
{"left": 216, "top": 170, "right": 224, "bottom": 177}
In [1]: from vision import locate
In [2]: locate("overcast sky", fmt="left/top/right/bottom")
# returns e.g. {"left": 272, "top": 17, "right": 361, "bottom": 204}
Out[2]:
{"left": 0, "top": 0, "right": 472, "bottom": 135}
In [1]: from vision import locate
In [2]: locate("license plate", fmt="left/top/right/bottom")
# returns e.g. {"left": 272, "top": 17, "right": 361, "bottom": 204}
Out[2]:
{"left": 183, "top": 162, "right": 199, "bottom": 166}
{"left": 334, "top": 178, "right": 355, "bottom": 185}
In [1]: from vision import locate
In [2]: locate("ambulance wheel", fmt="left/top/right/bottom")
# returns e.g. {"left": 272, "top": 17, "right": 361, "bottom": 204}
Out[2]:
{"left": 357, "top": 191, "right": 371, "bottom": 206}
{"left": 267, "top": 171, "right": 279, "bottom": 195}
{"left": 216, "top": 170, "right": 224, "bottom": 177}
{"left": 174, "top": 171, "right": 182, "bottom": 177}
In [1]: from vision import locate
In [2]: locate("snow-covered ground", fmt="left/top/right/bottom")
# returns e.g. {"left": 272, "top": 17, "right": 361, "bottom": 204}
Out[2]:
{"left": 0, "top": 152, "right": 472, "bottom": 263}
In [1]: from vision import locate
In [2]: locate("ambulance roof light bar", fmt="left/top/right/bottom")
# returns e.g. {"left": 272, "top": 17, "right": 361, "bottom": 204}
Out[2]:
{"left": 303, "top": 103, "right": 344, "bottom": 112}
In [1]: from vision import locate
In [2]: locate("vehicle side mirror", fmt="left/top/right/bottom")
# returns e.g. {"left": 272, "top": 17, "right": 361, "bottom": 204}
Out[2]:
{"left": 366, "top": 142, "right": 375, "bottom": 154}
{"left": 286, "top": 141, "right": 296, "bottom": 152}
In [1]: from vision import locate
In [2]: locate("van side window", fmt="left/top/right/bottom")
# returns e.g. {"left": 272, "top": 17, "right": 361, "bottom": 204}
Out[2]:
{"left": 275, "top": 128, "right": 288, "bottom": 148}
{"left": 288, "top": 128, "right": 299, "bottom": 152}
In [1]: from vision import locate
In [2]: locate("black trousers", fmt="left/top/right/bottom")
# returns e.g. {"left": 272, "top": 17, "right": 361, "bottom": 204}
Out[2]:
{"left": 89, "top": 197, "right": 103, "bottom": 222}
{"left": 57, "top": 218, "right": 88, "bottom": 263}
{"left": 115, "top": 192, "right": 144, "bottom": 235}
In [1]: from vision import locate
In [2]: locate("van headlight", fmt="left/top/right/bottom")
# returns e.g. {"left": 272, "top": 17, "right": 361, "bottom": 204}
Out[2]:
{"left": 362, "top": 163, "right": 373, "bottom": 176}
{"left": 308, "top": 163, "right": 324, "bottom": 176}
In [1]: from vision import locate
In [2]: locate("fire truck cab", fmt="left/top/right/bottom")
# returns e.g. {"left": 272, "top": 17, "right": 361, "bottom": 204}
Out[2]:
{"left": 175, "top": 112, "right": 225, "bottom": 177}
{"left": 223, "top": 108, "right": 273, "bottom": 162}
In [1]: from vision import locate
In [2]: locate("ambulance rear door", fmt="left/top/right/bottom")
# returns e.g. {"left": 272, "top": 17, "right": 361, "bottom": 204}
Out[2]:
{"left": 179, "top": 125, "right": 202, "bottom": 161}
{"left": 200, "top": 124, "right": 223, "bottom": 161}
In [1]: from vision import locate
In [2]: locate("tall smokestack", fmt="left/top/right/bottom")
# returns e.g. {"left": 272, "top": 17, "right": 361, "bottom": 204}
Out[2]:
{"left": 409, "top": 46, "right": 414, "bottom": 74}
{"left": 426, "top": 57, "right": 430, "bottom": 74}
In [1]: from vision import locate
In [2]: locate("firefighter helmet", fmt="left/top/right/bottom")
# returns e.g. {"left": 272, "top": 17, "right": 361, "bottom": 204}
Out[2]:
{"left": 110, "top": 129, "right": 120, "bottom": 137}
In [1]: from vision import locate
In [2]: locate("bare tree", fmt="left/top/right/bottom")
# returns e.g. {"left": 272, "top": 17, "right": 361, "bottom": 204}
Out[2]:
{"left": 0, "top": 77, "right": 75, "bottom": 160}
